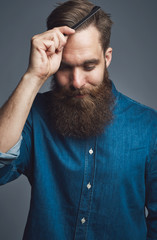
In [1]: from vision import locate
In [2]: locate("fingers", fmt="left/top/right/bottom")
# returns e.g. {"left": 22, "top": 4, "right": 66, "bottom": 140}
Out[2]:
{"left": 31, "top": 26, "right": 75, "bottom": 56}
{"left": 57, "top": 26, "right": 75, "bottom": 36}
{"left": 28, "top": 26, "right": 75, "bottom": 80}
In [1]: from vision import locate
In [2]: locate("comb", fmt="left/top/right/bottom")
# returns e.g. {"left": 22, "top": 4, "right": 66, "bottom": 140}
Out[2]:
{"left": 72, "top": 6, "right": 100, "bottom": 30}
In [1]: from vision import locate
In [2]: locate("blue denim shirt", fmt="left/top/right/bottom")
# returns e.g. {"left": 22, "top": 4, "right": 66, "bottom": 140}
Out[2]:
{"left": 0, "top": 83, "right": 157, "bottom": 240}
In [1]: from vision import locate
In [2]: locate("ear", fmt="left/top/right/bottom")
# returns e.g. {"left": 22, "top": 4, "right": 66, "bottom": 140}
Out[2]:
{"left": 105, "top": 47, "right": 112, "bottom": 68}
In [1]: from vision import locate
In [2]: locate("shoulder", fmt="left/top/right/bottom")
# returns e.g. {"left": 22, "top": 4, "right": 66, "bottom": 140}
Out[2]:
{"left": 116, "top": 91, "right": 157, "bottom": 152}
{"left": 117, "top": 90, "right": 157, "bottom": 123}
{"left": 32, "top": 91, "right": 52, "bottom": 111}
{"left": 28, "top": 91, "right": 52, "bottom": 122}
{"left": 34, "top": 91, "right": 52, "bottom": 105}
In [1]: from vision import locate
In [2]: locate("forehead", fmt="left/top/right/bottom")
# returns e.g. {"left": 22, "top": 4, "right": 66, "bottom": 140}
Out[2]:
{"left": 62, "top": 25, "right": 103, "bottom": 64}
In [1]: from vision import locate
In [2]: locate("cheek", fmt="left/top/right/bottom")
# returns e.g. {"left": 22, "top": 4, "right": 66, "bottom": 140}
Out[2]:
{"left": 88, "top": 68, "right": 104, "bottom": 86}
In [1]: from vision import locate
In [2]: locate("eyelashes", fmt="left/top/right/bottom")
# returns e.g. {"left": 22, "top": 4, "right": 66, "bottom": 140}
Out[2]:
{"left": 59, "top": 64, "right": 96, "bottom": 72}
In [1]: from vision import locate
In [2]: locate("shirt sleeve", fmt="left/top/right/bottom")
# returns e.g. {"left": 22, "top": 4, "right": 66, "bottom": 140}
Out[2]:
{"left": 146, "top": 137, "right": 157, "bottom": 239}
{"left": 0, "top": 96, "right": 36, "bottom": 186}
{"left": 0, "top": 136, "right": 22, "bottom": 168}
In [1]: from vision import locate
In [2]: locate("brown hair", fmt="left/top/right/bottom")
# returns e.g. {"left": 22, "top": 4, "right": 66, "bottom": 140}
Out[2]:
{"left": 47, "top": 0, "right": 113, "bottom": 53}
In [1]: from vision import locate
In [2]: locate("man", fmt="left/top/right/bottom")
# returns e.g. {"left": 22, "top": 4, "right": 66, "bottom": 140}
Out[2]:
{"left": 0, "top": 0, "right": 157, "bottom": 239}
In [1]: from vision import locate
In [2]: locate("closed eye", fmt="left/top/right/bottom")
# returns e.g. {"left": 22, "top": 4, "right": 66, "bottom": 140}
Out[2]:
{"left": 83, "top": 59, "right": 99, "bottom": 71}
{"left": 83, "top": 64, "right": 95, "bottom": 71}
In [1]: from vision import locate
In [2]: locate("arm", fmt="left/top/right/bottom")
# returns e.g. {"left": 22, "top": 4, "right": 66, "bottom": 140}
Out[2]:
{"left": 0, "top": 136, "right": 22, "bottom": 168}
{"left": 146, "top": 137, "right": 157, "bottom": 239}
{"left": 0, "top": 26, "right": 75, "bottom": 153}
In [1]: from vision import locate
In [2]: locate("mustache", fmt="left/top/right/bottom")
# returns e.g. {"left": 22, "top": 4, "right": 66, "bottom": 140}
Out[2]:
{"left": 54, "top": 85, "right": 101, "bottom": 100}
{"left": 65, "top": 88, "right": 90, "bottom": 97}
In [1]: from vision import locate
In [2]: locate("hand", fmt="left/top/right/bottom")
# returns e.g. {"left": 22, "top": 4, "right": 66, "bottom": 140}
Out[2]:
{"left": 26, "top": 26, "right": 75, "bottom": 83}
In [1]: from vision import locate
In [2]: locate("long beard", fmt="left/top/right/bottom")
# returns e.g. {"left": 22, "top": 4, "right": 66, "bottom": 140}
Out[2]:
{"left": 48, "top": 70, "right": 115, "bottom": 138}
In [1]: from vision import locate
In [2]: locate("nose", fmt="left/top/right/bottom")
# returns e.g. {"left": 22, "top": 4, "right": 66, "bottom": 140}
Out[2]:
{"left": 70, "top": 67, "right": 86, "bottom": 89}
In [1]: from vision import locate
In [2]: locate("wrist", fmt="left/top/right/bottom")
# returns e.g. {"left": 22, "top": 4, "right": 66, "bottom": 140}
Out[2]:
{"left": 22, "top": 71, "right": 47, "bottom": 89}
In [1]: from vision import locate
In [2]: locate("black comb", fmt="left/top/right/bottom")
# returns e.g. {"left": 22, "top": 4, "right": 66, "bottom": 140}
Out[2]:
{"left": 71, "top": 6, "right": 101, "bottom": 30}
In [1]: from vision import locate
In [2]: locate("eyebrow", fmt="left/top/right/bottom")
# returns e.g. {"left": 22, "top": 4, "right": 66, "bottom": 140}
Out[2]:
{"left": 60, "top": 59, "right": 100, "bottom": 68}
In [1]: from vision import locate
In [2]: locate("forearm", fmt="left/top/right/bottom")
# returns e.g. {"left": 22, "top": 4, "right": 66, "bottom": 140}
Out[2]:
{"left": 0, "top": 26, "right": 75, "bottom": 153}
{"left": 0, "top": 72, "right": 43, "bottom": 153}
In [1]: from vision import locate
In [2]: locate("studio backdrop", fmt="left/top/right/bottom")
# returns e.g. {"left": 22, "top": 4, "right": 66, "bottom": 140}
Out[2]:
{"left": 0, "top": 0, "right": 157, "bottom": 239}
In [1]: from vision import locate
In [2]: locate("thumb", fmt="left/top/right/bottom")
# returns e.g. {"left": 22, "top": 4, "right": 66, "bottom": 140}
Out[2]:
{"left": 58, "top": 26, "right": 75, "bottom": 36}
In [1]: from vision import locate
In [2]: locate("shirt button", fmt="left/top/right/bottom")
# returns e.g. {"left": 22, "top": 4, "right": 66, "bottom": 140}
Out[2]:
{"left": 81, "top": 217, "right": 86, "bottom": 224}
{"left": 87, "top": 182, "right": 91, "bottom": 189}
{"left": 89, "top": 148, "right": 93, "bottom": 155}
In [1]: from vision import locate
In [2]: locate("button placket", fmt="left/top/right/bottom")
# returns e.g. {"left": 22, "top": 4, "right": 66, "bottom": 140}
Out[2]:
{"left": 74, "top": 139, "right": 96, "bottom": 240}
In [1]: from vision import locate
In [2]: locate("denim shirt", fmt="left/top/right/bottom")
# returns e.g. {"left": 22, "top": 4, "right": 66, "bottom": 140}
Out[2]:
{"left": 0, "top": 83, "right": 157, "bottom": 240}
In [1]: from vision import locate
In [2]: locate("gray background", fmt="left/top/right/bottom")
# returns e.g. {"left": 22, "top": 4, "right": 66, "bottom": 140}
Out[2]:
{"left": 0, "top": 0, "right": 157, "bottom": 239}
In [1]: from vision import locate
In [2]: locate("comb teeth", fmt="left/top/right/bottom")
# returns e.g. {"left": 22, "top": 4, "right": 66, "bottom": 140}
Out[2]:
{"left": 72, "top": 6, "right": 101, "bottom": 30}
